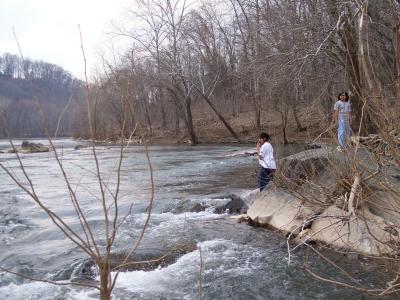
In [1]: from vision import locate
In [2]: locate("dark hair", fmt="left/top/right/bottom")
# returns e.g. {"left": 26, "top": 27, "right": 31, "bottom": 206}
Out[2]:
{"left": 259, "top": 132, "right": 270, "bottom": 141}
{"left": 338, "top": 92, "right": 349, "bottom": 101}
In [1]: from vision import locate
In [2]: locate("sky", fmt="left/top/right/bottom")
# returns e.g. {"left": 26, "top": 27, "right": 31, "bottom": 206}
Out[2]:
{"left": 0, "top": 0, "right": 133, "bottom": 79}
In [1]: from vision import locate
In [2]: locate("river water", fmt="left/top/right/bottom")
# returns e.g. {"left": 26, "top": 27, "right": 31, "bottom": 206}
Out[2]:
{"left": 0, "top": 139, "right": 387, "bottom": 299}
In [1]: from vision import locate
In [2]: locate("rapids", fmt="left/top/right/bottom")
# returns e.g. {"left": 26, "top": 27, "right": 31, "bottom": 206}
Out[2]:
{"left": 0, "top": 139, "right": 387, "bottom": 299}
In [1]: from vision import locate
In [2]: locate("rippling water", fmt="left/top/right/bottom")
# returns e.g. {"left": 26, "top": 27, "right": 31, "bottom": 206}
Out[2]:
{"left": 0, "top": 139, "right": 388, "bottom": 299}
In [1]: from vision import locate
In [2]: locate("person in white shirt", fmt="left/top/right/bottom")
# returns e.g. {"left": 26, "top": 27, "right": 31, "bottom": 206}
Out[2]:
{"left": 333, "top": 92, "right": 352, "bottom": 151}
{"left": 256, "top": 132, "right": 276, "bottom": 191}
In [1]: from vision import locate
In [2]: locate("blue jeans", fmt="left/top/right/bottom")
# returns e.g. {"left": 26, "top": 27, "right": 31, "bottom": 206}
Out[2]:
{"left": 338, "top": 119, "right": 351, "bottom": 148}
{"left": 258, "top": 167, "right": 275, "bottom": 192}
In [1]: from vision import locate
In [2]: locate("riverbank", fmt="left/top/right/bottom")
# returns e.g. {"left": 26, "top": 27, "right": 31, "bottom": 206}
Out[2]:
{"left": 72, "top": 107, "right": 327, "bottom": 146}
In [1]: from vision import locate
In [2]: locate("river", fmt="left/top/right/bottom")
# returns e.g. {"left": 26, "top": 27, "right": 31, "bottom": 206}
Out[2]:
{"left": 0, "top": 139, "right": 386, "bottom": 299}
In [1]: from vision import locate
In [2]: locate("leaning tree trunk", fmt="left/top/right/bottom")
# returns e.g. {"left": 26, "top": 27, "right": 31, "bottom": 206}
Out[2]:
{"left": 196, "top": 89, "right": 242, "bottom": 143}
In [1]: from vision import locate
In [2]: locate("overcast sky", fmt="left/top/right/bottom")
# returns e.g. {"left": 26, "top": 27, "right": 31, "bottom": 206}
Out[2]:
{"left": 0, "top": 0, "right": 132, "bottom": 79}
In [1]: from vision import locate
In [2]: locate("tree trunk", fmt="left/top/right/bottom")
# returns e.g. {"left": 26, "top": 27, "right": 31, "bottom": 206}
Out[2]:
{"left": 326, "top": 0, "right": 368, "bottom": 134}
{"left": 393, "top": 25, "right": 400, "bottom": 117}
{"left": 174, "top": 105, "right": 180, "bottom": 136}
{"left": 196, "top": 89, "right": 242, "bottom": 143}
{"left": 159, "top": 88, "right": 167, "bottom": 130}
{"left": 99, "top": 265, "right": 111, "bottom": 300}
{"left": 292, "top": 88, "right": 306, "bottom": 131}
{"left": 184, "top": 98, "right": 198, "bottom": 144}
{"left": 94, "top": 96, "right": 98, "bottom": 139}
{"left": 279, "top": 105, "right": 289, "bottom": 144}
{"left": 253, "top": 68, "right": 261, "bottom": 130}
{"left": 347, "top": 45, "right": 366, "bottom": 134}
{"left": 254, "top": 105, "right": 261, "bottom": 130}
{"left": 166, "top": 85, "right": 198, "bottom": 144}
{"left": 143, "top": 98, "right": 153, "bottom": 135}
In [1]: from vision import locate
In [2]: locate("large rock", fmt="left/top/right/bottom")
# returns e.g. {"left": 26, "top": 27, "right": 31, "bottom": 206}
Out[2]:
{"left": 307, "top": 206, "right": 396, "bottom": 256}
{"left": 107, "top": 241, "right": 197, "bottom": 271}
{"left": 364, "top": 164, "right": 400, "bottom": 191}
{"left": 190, "top": 202, "right": 208, "bottom": 213}
{"left": 74, "top": 144, "right": 88, "bottom": 150}
{"left": 79, "top": 240, "right": 197, "bottom": 278}
{"left": 214, "top": 194, "right": 247, "bottom": 214}
{"left": 279, "top": 147, "right": 379, "bottom": 181}
{"left": 189, "top": 194, "right": 248, "bottom": 215}
{"left": 276, "top": 146, "right": 380, "bottom": 205}
{"left": 356, "top": 164, "right": 400, "bottom": 226}
{"left": 248, "top": 146, "right": 400, "bottom": 256}
{"left": 20, "top": 141, "right": 49, "bottom": 153}
{"left": 247, "top": 188, "right": 318, "bottom": 234}
{"left": 367, "top": 191, "right": 400, "bottom": 226}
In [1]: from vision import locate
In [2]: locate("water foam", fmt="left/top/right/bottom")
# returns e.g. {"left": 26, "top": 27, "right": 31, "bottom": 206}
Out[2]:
{"left": 111, "top": 238, "right": 266, "bottom": 299}
{"left": 0, "top": 282, "right": 65, "bottom": 300}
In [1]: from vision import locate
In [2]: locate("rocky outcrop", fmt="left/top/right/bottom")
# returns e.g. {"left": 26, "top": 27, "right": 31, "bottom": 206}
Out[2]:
{"left": 20, "top": 141, "right": 49, "bottom": 153}
{"left": 74, "top": 144, "right": 87, "bottom": 150}
{"left": 367, "top": 191, "right": 400, "bottom": 226}
{"left": 226, "top": 149, "right": 257, "bottom": 157}
{"left": 76, "top": 240, "right": 198, "bottom": 280}
{"left": 189, "top": 194, "right": 248, "bottom": 214}
{"left": 106, "top": 240, "right": 197, "bottom": 272}
{"left": 306, "top": 206, "right": 395, "bottom": 256}
{"left": 1, "top": 141, "right": 50, "bottom": 153}
{"left": 190, "top": 203, "right": 208, "bottom": 213}
{"left": 247, "top": 146, "right": 400, "bottom": 256}
{"left": 247, "top": 188, "right": 318, "bottom": 234}
{"left": 363, "top": 164, "right": 400, "bottom": 226}
{"left": 214, "top": 194, "right": 247, "bottom": 214}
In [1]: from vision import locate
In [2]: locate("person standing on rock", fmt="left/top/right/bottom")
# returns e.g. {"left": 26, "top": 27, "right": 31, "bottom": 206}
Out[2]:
{"left": 256, "top": 132, "right": 276, "bottom": 192}
{"left": 333, "top": 92, "right": 352, "bottom": 151}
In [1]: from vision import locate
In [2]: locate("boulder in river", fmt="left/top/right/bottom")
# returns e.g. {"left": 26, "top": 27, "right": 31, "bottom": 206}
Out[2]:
{"left": 214, "top": 194, "right": 247, "bottom": 214}
{"left": 190, "top": 202, "right": 208, "bottom": 213}
{"left": 247, "top": 188, "right": 318, "bottom": 234}
{"left": 81, "top": 240, "right": 197, "bottom": 275}
{"left": 20, "top": 141, "right": 49, "bottom": 153}
{"left": 189, "top": 194, "right": 248, "bottom": 214}
{"left": 247, "top": 146, "right": 400, "bottom": 256}
{"left": 74, "top": 144, "right": 87, "bottom": 150}
{"left": 306, "top": 206, "right": 395, "bottom": 256}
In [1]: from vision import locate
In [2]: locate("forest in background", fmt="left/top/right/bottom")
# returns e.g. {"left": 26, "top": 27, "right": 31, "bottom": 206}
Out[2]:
{"left": 80, "top": 0, "right": 400, "bottom": 144}
{"left": 0, "top": 53, "right": 83, "bottom": 138}
{"left": 1, "top": 0, "right": 399, "bottom": 144}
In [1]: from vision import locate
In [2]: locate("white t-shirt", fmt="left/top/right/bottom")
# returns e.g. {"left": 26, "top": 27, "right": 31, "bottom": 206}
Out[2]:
{"left": 258, "top": 142, "right": 276, "bottom": 169}
{"left": 333, "top": 100, "right": 351, "bottom": 122}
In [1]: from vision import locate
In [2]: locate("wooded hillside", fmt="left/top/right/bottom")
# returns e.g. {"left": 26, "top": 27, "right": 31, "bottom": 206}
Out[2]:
{"left": 0, "top": 53, "right": 83, "bottom": 138}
